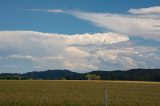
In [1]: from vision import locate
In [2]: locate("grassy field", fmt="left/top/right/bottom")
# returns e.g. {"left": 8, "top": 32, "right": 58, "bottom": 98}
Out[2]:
{"left": 0, "top": 80, "right": 160, "bottom": 106}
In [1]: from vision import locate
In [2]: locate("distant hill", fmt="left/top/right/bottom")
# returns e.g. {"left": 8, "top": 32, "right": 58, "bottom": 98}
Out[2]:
{"left": 22, "top": 70, "right": 81, "bottom": 80}
{"left": 0, "top": 69, "right": 160, "bottom": 81}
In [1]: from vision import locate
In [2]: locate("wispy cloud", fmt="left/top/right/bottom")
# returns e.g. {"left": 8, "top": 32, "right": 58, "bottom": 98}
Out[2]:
{"left": 28, "top": 9, "right": 64, "bottom": 13}
{"left": 29, "top": 6, "right": 160, "bottom": 41}
{"left": 2, "top": 65, "right": 19, "bottom": 68}
{"left": 66, "top": 6, "right": 160, "bottom": 41}
{"left": 128, "top": 6, "right": 160, "bottom": 14}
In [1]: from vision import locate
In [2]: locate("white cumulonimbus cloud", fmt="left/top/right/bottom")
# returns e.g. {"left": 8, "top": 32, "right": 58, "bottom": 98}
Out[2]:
{"left": 0, "top": 31, "right": 159, "bottom": 73}
{"left": 0, "top": 31, "right": 129, "bottom": 46}
{"left": 1, "top": 6, "right": 160, "bottom": 73}
{"left": 0, "top": 31, "right": 131, "bottom": 73}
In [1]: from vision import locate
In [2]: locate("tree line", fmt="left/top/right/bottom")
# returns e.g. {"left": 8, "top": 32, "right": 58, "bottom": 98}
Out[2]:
{"left": 0, "top": 69, "right": 160, "bottom": 81}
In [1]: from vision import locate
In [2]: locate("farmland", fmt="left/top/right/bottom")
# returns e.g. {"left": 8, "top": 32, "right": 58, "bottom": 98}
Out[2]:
{"left": 0, "top": 80, "right": 160, "bottom": 106}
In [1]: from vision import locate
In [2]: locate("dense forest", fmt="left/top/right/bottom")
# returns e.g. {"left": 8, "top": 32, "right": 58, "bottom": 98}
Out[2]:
{"left": 0, "top": 69, "right": 160, "bottom": 81}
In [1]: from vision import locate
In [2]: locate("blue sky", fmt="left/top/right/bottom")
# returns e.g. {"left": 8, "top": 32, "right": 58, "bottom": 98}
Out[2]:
{"left": 0, "top": 0, "right": 159, "bottom": 34}
{"left": 0, "top": 0, "right": 160, "bottom": 73}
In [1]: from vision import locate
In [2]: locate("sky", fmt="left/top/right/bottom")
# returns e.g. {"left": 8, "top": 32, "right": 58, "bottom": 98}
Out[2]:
{"left": 0, "top": 0, "right": 160, "bottom": 73}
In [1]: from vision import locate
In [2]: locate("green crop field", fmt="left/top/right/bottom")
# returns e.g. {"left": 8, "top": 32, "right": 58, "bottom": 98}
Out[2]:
{"left": 0, "top": 80, "right": 160, "bottom": 106}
